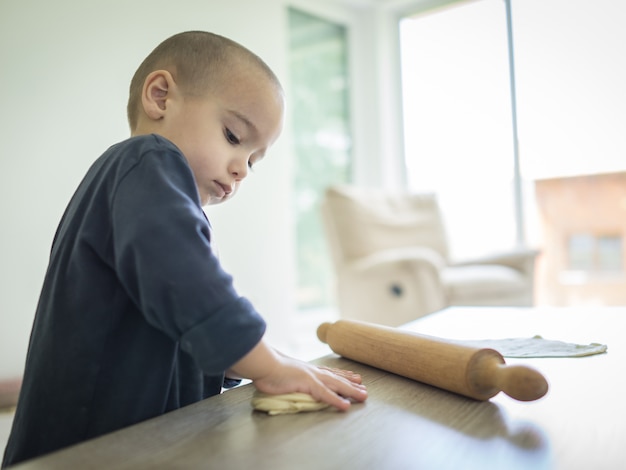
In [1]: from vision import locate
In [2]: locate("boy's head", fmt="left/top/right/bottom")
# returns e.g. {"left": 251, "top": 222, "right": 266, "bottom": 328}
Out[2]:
{"left": 128, "top": 31, "right": 284, "bottom": 206}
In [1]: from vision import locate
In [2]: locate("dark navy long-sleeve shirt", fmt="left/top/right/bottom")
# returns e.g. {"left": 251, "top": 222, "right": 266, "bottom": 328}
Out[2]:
{"left": 2, "top": 134, "right": 266, "bottom": 467}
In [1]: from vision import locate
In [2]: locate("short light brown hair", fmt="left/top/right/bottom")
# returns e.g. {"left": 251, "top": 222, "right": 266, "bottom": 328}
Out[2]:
{"left": 127, "top": 31, "right": 280, "bottom": 131}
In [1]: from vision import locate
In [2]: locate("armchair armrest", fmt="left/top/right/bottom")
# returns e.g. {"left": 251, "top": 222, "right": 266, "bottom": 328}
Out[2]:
{"left": 450, "top": 247, "right": 540, "bottom": 274}
{"left": 345, "top": 246, "right": 447, "bottom": 274}
{"left": 335, "top": 247, "right": 447, "bottom": 325}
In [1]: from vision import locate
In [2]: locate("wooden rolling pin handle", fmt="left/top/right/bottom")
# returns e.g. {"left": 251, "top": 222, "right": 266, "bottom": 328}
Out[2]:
{"left": 468, "top": 350, "right": 549, "bottom": 401}
{"left": 489, "top": 363, "right": 549, "bottom": 402}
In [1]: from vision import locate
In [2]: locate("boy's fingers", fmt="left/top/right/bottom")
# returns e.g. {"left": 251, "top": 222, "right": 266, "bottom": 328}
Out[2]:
{"left": 336, "top": 380, "right": 368, "bottom": 403}
{"left": 318, "top": 366, "right": 363, "bottom": 384}
{"left": 311, "top": 385, "right": 353, "bottom": 411}
{"left": 315, "top": 374, "right": 368, "bottom": 410}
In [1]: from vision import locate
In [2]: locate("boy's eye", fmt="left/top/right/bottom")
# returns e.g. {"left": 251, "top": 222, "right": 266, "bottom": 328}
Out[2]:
{"left": 225, "top": 128, "right": 240, "bottom": 145}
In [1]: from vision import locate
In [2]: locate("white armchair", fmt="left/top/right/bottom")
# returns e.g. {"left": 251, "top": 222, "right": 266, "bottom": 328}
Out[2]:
{"left": 321, "top": 185, "right": 539, "bottom": 326}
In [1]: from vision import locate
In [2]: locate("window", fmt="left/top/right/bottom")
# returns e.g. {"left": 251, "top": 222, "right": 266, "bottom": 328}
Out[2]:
{"left": 597, "top": 236, "right": 623, "bottom": 272}
{"left": 568, "top": 234, "right": 595, "bottom": 271}
{"left": 400, "top": 0, "right": 517, "bottom": 260}
{"left": 401, "top": 0, "right": 626, "bottom": 252}
{"left": 288, "top": 8, "right": 352, "bottom": 310}
{"left": 569, "top": 234, "right": 623, "bottom": 273}
{"left": 400, "top": 0, "right": 626, "bottom": 305}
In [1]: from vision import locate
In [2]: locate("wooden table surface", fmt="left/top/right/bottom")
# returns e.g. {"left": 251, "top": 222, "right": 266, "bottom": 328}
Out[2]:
{"left": 10, "top": 306, "right": 625, "bottom": 470}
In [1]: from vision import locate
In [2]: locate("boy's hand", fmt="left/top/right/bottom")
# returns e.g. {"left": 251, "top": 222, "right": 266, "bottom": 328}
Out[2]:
{"left": 229, "top": 339, "right": 368, "bottom": 411}
{"left": 253, "top": 357, "right": 367, "bottom": 411}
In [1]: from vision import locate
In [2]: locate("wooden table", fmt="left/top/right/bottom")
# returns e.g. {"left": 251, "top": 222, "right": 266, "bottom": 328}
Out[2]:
{"left": 10, "top": 307, "right": 625, "bottom": 469}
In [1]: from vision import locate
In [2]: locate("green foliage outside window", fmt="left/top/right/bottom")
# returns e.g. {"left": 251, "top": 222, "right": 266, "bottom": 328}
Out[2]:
{"left": 288, "top": 8, "right": 352, "bottom": 309}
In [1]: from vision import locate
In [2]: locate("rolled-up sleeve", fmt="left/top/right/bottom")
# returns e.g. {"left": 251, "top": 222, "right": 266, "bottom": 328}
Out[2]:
{"left": 110, "top": 145, "right": 266, "bottom": 375}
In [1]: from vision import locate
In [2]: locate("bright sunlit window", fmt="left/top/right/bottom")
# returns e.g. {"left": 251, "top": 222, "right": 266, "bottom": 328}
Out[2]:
{"left": 401, "top": 0, "right": 626, "bottom": 305}
{"left": 401, "top": 0, "right": 517, "bottom": 260}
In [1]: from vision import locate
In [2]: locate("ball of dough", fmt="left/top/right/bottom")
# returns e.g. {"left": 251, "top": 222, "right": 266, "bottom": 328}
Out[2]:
{"left": 251, "top": 391, "right": 330, "bottom": 415}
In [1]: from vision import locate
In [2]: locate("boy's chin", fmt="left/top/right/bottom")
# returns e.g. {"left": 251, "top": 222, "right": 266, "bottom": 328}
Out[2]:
{"left": 204, "top": 194, "right": 234, "bottom": 206}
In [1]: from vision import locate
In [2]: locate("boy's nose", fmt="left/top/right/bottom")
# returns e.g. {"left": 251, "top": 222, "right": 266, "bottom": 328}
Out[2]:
{"left": 229, "top": 157, "right": 248, "bottom": 180}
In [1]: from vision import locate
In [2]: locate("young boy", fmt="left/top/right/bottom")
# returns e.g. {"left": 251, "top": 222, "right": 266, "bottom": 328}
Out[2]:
{"left": 2, "top": 31, "right": 367, "bottom": 467}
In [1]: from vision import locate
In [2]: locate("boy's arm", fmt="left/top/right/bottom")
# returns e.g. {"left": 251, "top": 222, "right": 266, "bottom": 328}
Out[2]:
{"left": 228, "top": 339, "right": 367, "bottom": 411}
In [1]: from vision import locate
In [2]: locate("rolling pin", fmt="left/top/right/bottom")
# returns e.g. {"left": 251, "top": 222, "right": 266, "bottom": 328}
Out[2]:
{"left": 317, "top": 319, "right": 548, "bottom": 402}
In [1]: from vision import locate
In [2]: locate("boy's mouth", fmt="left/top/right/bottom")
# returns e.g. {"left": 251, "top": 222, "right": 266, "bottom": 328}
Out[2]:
{"left": 214, "top": 181, "right": 233, "bottom": 197}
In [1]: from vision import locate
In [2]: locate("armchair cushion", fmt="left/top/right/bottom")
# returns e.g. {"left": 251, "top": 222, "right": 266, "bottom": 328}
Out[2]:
{"left": 441, "top": 264, "right": 530, "bottom": 305}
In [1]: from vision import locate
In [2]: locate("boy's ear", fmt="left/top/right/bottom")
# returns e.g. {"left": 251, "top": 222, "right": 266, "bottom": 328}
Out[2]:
{"left": 141, "top": 70, "right": 176, "bottom": 121}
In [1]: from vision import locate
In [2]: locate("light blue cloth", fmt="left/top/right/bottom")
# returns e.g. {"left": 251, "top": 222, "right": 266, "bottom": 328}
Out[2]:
{"left": 456, "top": 335, "right": 607, "bottom": 358}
